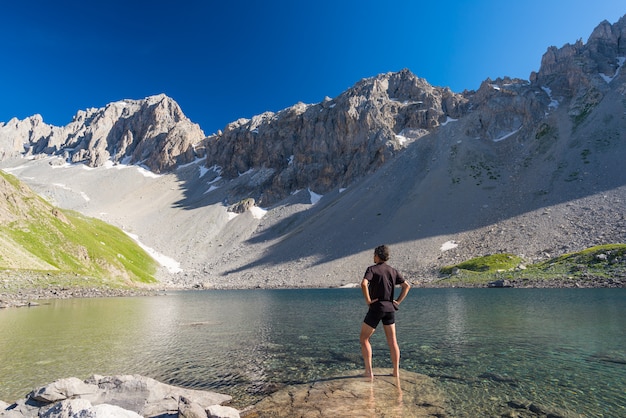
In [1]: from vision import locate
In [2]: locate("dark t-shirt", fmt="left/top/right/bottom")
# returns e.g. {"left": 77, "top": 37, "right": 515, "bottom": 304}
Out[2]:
{"left": 364, "top": 262, "right": 406, "bottom": 312}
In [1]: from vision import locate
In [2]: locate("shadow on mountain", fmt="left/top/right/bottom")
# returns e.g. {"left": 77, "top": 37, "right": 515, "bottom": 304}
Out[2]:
{"left": 215, "top": 109, "right": 626, "bottom": 276}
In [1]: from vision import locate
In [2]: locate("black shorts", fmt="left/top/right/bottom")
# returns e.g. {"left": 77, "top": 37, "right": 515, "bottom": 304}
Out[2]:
{"left": 363, "top": 309, "right": 395, "bottom": 328}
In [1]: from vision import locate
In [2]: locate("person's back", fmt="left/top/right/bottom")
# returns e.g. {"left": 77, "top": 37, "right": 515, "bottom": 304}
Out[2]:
{"left": 365, "top": 262, "right": 403, "bottom": 312}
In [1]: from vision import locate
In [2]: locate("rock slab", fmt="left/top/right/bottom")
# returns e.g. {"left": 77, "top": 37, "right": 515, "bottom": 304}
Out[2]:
{"left": 241, "top": 369, "right": 446, "bottom": 417}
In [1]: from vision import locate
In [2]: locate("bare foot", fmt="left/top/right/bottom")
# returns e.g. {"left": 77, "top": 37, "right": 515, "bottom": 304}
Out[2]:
{"left": 362, "top": 372, "right": 374, "bottom": 380}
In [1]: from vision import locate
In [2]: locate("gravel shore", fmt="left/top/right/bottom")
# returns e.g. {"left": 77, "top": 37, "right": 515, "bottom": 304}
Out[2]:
{"left": 0, "top": 270, "right": 161, "bottom": 309}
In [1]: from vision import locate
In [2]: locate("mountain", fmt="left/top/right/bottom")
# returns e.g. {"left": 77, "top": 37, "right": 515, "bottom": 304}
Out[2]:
{"left": 0, "top": 15, "right": 625, "bottom": 288}
{"left": 0, "top": 94, "right": 205, "bottom": 173}
{"left": 0, "top": 171, "right": 157, "bottom": 283}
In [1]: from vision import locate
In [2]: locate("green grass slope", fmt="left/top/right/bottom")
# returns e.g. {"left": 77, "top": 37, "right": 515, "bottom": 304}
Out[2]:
{"left": 437, "top": 244, "right": 626, "bottom": 287}
{"left": 0, "top": 170, "right": 157, "bottom": 286}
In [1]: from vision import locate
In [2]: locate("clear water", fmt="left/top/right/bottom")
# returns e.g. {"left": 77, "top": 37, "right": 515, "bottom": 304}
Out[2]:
{"left": 1, "top": 288, "right": 625, "bottom": 417}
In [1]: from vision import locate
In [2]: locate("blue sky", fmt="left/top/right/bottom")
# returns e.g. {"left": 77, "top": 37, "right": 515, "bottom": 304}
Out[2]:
{"left": 1, "top": 1, "right": 624, "bottom": 135}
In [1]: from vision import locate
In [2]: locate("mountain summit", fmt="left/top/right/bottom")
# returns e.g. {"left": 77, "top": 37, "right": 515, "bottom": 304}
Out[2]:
{"left": 1, "top": 15, "right": 626, "bottom": 288}
{"left": 0, "top": 94, "right": 205, "bottom": 173}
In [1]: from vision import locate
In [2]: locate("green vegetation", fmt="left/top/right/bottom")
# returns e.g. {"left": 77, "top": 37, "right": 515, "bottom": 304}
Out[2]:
{"left": 468, "top": 161, "right": 500, "bottom": 186}
{"left": 571, "top": 88, "right": 602, "bottom": 130}
{"left": 581, "top": 148, "right": 591, "bottom": 164}
{"left": 535, "top": 244, "right": 626, "bottom": 273}
{"left": 0, "top": 171, "right": 158, "bottom": 289}
{"left": 440, "top": 253, "right": 523, "bottom": 274}
{"left": 437, "top": 244, "right": 626, "bottom": 286}
{"left": 535, "top": 123, "right": 551, "bottom": 140}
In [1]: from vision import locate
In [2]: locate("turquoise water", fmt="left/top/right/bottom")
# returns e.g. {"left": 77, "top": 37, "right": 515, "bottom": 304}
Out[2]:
{"left": 1, "top": 288, "right": 625, "bottom": 416}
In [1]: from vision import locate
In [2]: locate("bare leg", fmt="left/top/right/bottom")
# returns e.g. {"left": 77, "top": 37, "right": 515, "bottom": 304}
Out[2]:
{"left": 359, "top": 322, "right": 376, "bottom": 378}
{"left": 383, "top": 323, "right": 400, "bottom": 377}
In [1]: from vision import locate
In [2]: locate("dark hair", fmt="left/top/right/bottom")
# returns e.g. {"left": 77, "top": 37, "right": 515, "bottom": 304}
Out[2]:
{"left": 374, "top": 245, "right": 390, "bottom": 261}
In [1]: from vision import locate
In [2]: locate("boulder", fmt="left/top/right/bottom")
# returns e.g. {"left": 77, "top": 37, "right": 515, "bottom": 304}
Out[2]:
{"left": 178, "top": 396, "right": 208, "bottom": 418}
{"left": 92, "top": 404, "right": 142, "bottom": 418}
{"left": 207, "top": 404, "right": 241, "bottom": 418}
{"left": 2, "top": 375, "right": 235, "bottom": 418}
{"left": 83, "top": 375, "right": 232, "bottom": 417}
{"left": 29, "top": 378, "right": 98, "bottom": 403}
{"left": 39, "top": 398, "right": 94, "bottom": 418}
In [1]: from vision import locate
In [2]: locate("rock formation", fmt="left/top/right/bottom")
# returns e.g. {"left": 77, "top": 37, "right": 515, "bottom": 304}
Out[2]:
{"left": 0, "top": 94, "right": 205, "bottom": 173}
{"left": 1, "top": 375, "right": 238, "bottom": 418}
{"left": 204, "top": 70, "right": 468, "bottom": 205}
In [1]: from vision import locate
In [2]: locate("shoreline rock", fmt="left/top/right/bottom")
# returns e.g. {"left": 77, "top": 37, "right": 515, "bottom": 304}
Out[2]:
{"left": 240, "top": 368, "right": 446, "bottom": 418}
{"left": 0, "top": 375, "right": 239, "bottom": 418}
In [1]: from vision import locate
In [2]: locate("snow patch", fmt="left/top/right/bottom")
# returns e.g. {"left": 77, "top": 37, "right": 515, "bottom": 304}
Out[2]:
{"left": 52, "top": 183, "right": 71, "bottom": 190}
{"left": 136, "top": 165, "right": 160, "bottom": 178}
{"left": 207, "top": 175, "right": 222, "bottom": 186}
{"left": 395, "top": 134, "right": 409, "bottom": 146}
{"left": 441, "top": 116, "right": 458, "bottom": 126}
{"left": 250, "top": 206, "right": 267, "bottom": 219}
{"left": 100, "top": 159, "right": 160, "bottom": 178}
{"left": 177, "top": 156, "right": 204, "bottom": 169}
{"left": 226, "top": 206, "right": 267, "bottom": 220}
{"left": 441, "top": 241, "right": 458, "bottom": 251}
{"left": 288, "top": 155, "right": 294, "bottom": 165}
{"left": 396, "top": 128, "right": 429, "bottom": 143}
{"left": 390, "top": 98, "right": 424, "bottom": 106}
{"left": 124, "top": 231, "right": 182, "bottom": 273}
{"left": 238, "top": 168, "right": 254, "bottom": 176}
{"left": 600, "top": 57, "right": 626, "bottom": 83}
{"left": 198, "top": 165, "right": 210, "bottom": 178}
{"left": 493, "top": 128, "right": 521, "bottom": 142}
{"left": 309, "top": 189, "right": 322, "bottom": 205}
{"left": 541, "top": 86, "right": 559, "bottom": 110}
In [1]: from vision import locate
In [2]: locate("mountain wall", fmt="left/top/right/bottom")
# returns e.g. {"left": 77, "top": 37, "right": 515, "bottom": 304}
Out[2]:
{"left": 204, "top": 71, "right": 468, "bottom": 205}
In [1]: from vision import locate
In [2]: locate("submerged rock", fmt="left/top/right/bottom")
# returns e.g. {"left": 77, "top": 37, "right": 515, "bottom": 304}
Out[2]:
{"left": 241, "top": 368, "right": 447, "bottom": 417}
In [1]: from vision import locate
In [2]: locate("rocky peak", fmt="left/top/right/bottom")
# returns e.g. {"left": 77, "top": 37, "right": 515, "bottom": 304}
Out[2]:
{"left": 0, "top": 94, "right": 205, "bottom": 173}
{"left": 204, "top": 69, "right": 468, "bottom": 205}
{"left": 531, "top": 15, "right": 626, "bottom": 100}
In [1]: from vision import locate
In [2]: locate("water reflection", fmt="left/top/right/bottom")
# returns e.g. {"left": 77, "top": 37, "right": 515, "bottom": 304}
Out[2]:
{"left": 443, "top": 290, "right": 467, "bottom": 351}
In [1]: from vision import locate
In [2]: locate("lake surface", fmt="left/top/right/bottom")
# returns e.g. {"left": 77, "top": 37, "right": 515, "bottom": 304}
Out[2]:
{"left": 1, "top": 288, "right": 625, "bottom": 416}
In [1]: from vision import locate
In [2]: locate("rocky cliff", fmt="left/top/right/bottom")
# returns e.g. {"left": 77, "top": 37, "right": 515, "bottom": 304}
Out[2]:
{"left": 0, "top": 94, "right": 205, "bottom": 173}
{"left": 204, "top": 70, "right": 468, "bottom": 205}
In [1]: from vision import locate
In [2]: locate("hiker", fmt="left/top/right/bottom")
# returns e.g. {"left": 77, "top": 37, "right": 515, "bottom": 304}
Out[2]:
{"left": 359, "top": 245, "right": 411, "bottom": 378}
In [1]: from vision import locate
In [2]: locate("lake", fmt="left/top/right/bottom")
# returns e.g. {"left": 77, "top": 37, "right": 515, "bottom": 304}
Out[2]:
{"left": 1, "top": 288, "right": 625, "bottom": 416}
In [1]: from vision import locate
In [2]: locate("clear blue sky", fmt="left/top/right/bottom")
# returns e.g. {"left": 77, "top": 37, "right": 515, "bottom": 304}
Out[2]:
{"left": 1, "top": 1, "right": 624, "bottom": 135}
